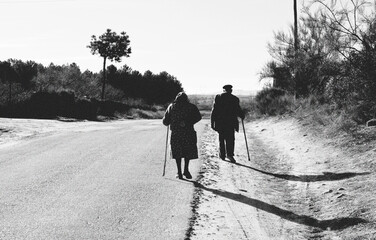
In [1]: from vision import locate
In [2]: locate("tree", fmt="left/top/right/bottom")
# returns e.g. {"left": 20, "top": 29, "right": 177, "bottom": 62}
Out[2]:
{"left": 307, "top": 1, "right": 376, "bottom": 108}
{"left": 8, "top": 59, "right": 38, "bottom": 89}
{"left": 0, "top": 61, "right": 13, "bottom": 105}
{"left": 259, "top": 61, "right": 293, "bottom": 92}
{"left": 87, "top": 29, "right": 131, "bottom": 100}
{"left": 309, "top": 0, "right": 376, "bottom": 57}
{"left": 262, "top": 4, "right": 347, "bottom": 97}
{"left": 59, "top": 63, "right": 82, "bottom": 91}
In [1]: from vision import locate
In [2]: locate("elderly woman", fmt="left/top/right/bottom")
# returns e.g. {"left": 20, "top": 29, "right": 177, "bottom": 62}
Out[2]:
{"left": 163, "top": 92, "right": 202, "bottom": 179}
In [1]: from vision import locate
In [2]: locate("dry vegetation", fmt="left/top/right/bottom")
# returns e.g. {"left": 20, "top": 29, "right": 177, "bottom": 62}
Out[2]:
{"left": 190, "top": 92, "right": 376, "bottom": 147}
{"left": 189, "top": 92, "right": 376, "bottom": 239}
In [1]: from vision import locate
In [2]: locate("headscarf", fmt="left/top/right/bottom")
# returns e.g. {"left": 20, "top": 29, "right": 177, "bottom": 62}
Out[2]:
{"left": 174, "top": 92, "right": 189, "bottom": 104}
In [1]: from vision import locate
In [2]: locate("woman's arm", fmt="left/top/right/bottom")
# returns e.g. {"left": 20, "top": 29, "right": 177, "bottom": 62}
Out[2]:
{"left": 190, "top": 104, "right": 202, "bottom": 125}
{"left": 162, "top": 104, "right": 172, "bottom": 126}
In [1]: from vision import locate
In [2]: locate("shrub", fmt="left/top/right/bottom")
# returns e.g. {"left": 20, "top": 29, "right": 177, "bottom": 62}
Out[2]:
{"left": 255, "top": 87, "right": 292, "bottom": 115}
{"left": 75, "top": 98, "right": 98, "bottom": 120}
{"left": 349, "top": 102, "right": 376, "bottom": 124}
{"left": 97, "top": 100, "right": 130, "bottom": 117}
{"left": 127, "top": 108, "right": 164, "bottom": 119}
{"left": 27, "top": 91, "right": 75, "bottom": 118}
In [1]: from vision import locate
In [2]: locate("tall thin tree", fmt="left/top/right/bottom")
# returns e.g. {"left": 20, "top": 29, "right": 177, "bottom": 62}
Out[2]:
{"left": 88, "top": 29, "right": 131, "bottom": 100}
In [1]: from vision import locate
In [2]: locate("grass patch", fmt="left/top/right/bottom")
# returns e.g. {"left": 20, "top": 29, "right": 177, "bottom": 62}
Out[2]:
{"left": 124, "top": 108, "right": 164, "bottom": 119}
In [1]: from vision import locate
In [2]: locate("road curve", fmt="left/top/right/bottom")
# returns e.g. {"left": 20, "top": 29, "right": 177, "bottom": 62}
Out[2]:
{"left": 0, "top": 119, "right": 207, "bottom": 240}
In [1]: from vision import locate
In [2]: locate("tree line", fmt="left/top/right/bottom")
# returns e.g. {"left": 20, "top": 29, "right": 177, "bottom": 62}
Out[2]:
{"left": 0, "top": 60, "right": 183, "bottom": 104}
{"left": 259, "top": 0, "right": 376, "bottom": 122}
{"left": 0, "top": 29, "right": 183, "bottom": 119}
{"left": 0, "top": 60, "right": 182, "bottom": 118}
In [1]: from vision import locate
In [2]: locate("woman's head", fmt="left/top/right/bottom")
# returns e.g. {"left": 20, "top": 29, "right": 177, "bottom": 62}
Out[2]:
{"left": 174, "top": 92, "right": 189, "bottom": 104}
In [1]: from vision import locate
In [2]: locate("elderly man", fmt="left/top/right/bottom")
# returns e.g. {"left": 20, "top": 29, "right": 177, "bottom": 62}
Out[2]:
{"left": 210, "top": 85, "right": 245, "bottom": 163}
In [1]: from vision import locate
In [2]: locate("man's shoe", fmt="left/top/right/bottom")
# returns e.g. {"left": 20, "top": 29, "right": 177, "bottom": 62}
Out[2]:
{"left": 228, "top": 156, "right": 236, "bottom": 163}
{"left": 176, "top": 173, "right": 183, "bottom": 179}
{"left": 183, "top": 171, "right": 192, "bottom": 179}
{"left": 219, "top": 154, "right": 226, "bottom": 160}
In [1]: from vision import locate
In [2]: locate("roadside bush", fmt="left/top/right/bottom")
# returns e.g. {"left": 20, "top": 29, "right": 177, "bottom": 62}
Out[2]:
{"left": 255, "top": 87, "right": 292, "bottom": 115}
{"left": 349, "top": 102, "right": 376, "bottom": 124}
{"left": 244, "top": 98, "right": 261, "bottom": 119}
{"left": 124, "top": 108, "right": 164, "bottom": 119}
{"left": 335, "top": 117, "right": 358, "bottom": 134}
{"left": 26, "top": 91, "right": 75, "bottom": 118}
{"left": 325, "top": 49, "right": 376, "bottom": 123}
{"left": 0, "top": 89, "right": 168, "bottom": 121}
{"left": 97, "top": 100, "right": 130, "bottom": 117}
{"left": 75, "top": 98, "right": 98, "bottom": 120}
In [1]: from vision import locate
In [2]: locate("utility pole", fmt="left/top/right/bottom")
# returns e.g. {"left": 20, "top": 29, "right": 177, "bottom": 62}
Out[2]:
{"left": 293, "top": 0, "right": 298, "bottom": 98}
{"left": 294, "top": 0, "right": 298, "bottom": 52}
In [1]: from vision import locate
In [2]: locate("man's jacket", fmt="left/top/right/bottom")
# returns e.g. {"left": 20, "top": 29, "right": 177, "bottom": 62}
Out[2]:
{"left": 211, "top": 92, "right": 245, "bottom": 132}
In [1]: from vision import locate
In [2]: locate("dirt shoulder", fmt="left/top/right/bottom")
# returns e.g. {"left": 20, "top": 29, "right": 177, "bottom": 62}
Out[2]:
{"left": 189, "top": 116, "right": 376, "bottom": 239}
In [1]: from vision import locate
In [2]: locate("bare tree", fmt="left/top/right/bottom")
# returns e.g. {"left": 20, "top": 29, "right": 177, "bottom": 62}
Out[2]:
{"left": 308, "top": 0, "right": 376, "bottom": 57}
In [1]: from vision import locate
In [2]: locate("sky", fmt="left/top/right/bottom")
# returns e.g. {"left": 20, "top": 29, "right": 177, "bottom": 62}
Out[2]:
{"left": 0, "top": 0, "right": 298, "bottom": 94}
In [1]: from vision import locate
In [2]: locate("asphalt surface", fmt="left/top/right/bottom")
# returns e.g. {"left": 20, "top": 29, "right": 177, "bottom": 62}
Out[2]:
{"left": 0, "top": 119, "right": 206, "bottom": 240}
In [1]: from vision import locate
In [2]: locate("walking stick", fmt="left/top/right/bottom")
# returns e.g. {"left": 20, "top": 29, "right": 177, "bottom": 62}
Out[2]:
{"left": 162, "top": 126, "right": 169, "bottom": 176}
{"left": 242, "top": 119, "right": 251, "bottom": 161}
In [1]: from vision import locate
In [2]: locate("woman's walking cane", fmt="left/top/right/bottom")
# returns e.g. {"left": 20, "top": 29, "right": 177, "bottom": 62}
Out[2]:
{"left": 242, "top": 119, "right": 251, "bottom": 161}
{"left": 162, "top": 126, "right": 169, "bottom": 176}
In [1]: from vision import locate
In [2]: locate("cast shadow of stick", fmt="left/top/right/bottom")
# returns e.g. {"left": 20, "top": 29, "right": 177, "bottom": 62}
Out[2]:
{"left": 234, "top": 163, "right": 370, "bottom": 182}
{"left": 192, "top": 181, "right": 367, "bottom": 230}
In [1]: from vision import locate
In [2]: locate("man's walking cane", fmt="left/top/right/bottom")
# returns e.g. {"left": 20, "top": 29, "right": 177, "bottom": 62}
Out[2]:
{"left": 242, "top": 119, "right": 251, "bottom": 161}
{"left": 162, "top": 126, "right": 169, "bottom": 176}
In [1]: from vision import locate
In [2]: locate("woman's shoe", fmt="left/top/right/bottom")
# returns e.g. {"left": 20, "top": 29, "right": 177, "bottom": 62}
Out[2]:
{"left": 183, "top": 171, "right": 192, "bottom": 179}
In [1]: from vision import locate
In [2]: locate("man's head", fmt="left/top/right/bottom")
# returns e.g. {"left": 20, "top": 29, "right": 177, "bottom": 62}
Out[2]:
{"left": 223, "top": 84, "right": 233, "bottom": 93}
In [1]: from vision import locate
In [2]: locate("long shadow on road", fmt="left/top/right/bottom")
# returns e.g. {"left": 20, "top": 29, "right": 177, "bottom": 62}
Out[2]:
{"left": 234, "top": 162, "right": 370, "bottom": 182}
{"left": 189, "top": 181, "right": 367, "bottom": 230}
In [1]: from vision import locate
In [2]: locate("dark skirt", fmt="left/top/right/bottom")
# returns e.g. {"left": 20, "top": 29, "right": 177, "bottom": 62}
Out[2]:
{"left": 170, "top": 129, "right": 198, "bottom": 160}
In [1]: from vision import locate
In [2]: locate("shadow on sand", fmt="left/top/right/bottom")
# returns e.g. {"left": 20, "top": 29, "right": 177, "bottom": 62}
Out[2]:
{"left": 189, "top": 181, "right": 367, "bottom": 230}
{"left": 234, "top": 162, "right": 370, "bottom": 182}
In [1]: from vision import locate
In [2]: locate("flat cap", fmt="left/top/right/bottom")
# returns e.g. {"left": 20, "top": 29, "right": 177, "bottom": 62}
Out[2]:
{"left": 223, "top": 84, "right": 233, "bottom": 90}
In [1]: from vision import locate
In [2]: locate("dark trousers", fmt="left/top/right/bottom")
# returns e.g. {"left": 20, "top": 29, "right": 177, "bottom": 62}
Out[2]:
{"left": 218, "top": 129, "right": 235, "bottom": 158}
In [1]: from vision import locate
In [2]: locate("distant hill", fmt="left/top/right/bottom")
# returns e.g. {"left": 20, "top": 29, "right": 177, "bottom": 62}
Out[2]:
{"left": 190, "top": 89, "right": 259, "bottom": 97}
{"left": 189, "top": 91, "right": 256, "bottom": 113}
{"left": 232, "top": 89, "right": 259, "bottom": 96}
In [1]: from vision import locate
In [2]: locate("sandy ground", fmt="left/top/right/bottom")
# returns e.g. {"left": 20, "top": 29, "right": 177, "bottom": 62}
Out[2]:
{"left": 2, "top": 117, "right": 376, "bottom": 239}
{"left": 189, "top": 117, "right": 376, "bottom": 240}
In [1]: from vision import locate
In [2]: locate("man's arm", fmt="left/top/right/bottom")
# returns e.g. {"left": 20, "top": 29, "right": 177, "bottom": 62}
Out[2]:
{"left": 211, "top": 103, "right": 217, "bottom": 130}
{"left": 236, "top": 98, "right": 245, "bottom": 120}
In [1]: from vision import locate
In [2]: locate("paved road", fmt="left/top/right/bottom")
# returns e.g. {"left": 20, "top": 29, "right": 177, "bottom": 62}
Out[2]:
{"left": 0, "top": 119, "right": 206, "bottom": 240}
